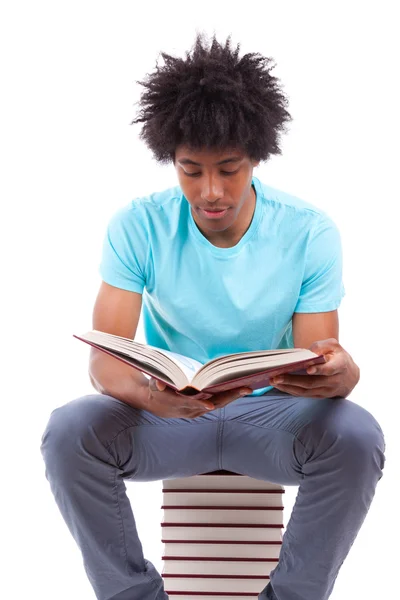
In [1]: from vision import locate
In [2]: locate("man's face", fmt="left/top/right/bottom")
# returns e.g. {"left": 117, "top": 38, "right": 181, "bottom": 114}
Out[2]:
{"left": 174, "top": 145, "right": 259, "bottom": 236}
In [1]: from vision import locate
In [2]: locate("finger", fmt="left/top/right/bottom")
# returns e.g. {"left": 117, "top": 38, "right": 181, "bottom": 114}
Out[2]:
{"left": 309, "top": 338, "right": 341, "bottom": 354}
{"left": 199, "top": 404, "right": 213, "bottom": 412}
{"left": 272, "top": 383, "right": 333, "bottom": 398}
{"left": 186, "top": 401, "right": 215, "bottom": 412}
{"left": 271, "top": 375, "right": 317, "bottom": 388}
{"left": 212, "top": 388, "right": 252, "bottom": 403}
{"left": 209, "top": 400, "right": 229, "bottom": 409}
{"left": 306, "top": 358, "right": 347, "bottom": 377}
{"left": 272, "top": 374, "right": 343, "bottom": 388}
{"left": 211, "top": 392, "right": 250, "bottom": 409}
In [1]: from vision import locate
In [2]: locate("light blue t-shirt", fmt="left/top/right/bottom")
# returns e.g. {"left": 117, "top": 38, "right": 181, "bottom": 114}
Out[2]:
{"left": 99, "top": 176, "right": 345, "bottom": 396}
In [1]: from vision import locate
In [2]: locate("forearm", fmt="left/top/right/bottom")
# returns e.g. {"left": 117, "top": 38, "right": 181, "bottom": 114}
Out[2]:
{"left": 89, "top": 349, "right": 149, "bottom": 409}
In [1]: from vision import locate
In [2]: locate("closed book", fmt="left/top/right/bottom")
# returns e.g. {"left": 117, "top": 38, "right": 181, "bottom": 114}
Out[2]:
{"left": 168, "top": 592, "right": 259, "bottom": 600}
{"left": 161, "top": 525, "right": 283, "bottom": 543}
{"left": 163, "top": 474, "right": 284, "bottom": 491}
{"left": 162, "top": 490, "right": 283, "bottom": 507}
{"left": 162, "top": 542, "right": 282, "bottom": 559}
{"left": 162, "top": 507, "right": 283, "bottom": 526}
{"left": 162, "top": 575, "right": 270, "bottom": 594}
{"left": 162, "top": 558, "right": 278, "bottom": 576}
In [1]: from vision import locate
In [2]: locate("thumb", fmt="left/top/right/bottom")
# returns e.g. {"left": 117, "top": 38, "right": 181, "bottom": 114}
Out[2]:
{"left": 156, "top": 380, "right": 167, "bottom": 391}
{"left": 309, "top": 338, "right": 341, "bottom": 355}
{"left": 239, "top": 387, "right": 253, "bottom": 396}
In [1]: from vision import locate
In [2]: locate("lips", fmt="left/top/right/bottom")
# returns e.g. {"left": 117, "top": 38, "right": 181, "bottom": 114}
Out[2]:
{"left": 200, "top": 207, "right": 229, "bottom": 220}
{"left": 199, "top": 208, "right": 230, "bottom": 211}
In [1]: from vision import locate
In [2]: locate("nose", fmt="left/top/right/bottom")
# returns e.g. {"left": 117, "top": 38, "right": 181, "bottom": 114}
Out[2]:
{"left": 200, "top": 173, "right": 223, "bottom": 203}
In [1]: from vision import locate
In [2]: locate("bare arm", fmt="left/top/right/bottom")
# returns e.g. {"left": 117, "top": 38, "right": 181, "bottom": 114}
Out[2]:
{"left": 89, "top": 281, "right": 149, "bottom": 409}
{"left": 292, "top": 310, "right": 339, "bottom": 348}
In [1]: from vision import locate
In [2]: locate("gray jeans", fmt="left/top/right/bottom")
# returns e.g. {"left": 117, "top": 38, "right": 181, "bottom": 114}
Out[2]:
{"left": 40, "top": 390, "right": 385, "bottom": 600}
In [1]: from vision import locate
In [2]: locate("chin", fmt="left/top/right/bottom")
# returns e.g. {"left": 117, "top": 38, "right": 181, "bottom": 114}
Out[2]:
{"left": 206, "top": 218, "right": 233, "bottom": 229}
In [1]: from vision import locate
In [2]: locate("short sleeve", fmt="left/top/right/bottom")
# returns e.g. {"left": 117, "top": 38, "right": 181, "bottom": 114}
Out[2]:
{"left": 99, "top": 204, "right": 147, "bottom": 294}
{"left": 294, "top": 212, "right": 345, "bottom": 313}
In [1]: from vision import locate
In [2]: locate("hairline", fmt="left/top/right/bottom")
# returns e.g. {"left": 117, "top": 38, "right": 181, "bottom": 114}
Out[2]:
{"left": 177, "top": 156, "right": 244, "bottom": 167}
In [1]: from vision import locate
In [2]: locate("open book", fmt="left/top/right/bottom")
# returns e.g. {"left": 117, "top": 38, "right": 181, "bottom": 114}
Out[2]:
{"left": 74, "top": 330, "right": 325, "bottom": 400}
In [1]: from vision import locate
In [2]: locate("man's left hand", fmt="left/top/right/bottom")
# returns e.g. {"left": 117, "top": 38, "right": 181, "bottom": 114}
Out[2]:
{"left": 270, "top": 338, "right": 360, "bottom": 399}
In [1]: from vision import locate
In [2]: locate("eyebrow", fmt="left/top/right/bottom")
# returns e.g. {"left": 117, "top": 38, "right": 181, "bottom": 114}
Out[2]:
{"left": 178, "top": 157, "right": 243, "bottom": 166}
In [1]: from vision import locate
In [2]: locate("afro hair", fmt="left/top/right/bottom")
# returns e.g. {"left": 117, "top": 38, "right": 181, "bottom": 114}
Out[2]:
{"left": 131, "top": 32, "right": 292, "bottom": 164}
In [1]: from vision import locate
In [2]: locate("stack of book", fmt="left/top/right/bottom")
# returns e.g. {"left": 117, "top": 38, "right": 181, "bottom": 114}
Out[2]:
{"left": 161, "top": 470, "right": 284, "bottom": 599}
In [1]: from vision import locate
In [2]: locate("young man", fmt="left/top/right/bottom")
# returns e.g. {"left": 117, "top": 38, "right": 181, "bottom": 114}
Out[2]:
{"left": 40, "top": 34, "right": 386, "bottom": 600}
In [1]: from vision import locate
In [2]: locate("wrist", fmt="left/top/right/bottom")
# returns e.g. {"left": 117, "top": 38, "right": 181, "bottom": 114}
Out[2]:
{"left": 345, "top": 355, "right": 360, "bottom": 396}
{"left": 134, "top": 380, "right": 150, "bottom": 410}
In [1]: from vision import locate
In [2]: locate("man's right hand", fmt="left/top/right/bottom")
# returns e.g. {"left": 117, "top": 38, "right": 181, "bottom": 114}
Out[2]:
{"left": 144, "top": 378, "right": 252, "bottom": 419}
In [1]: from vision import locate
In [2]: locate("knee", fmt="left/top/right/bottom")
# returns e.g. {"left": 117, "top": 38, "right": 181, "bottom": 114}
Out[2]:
{"left": 40, "top": 394, "right": 122, "bottom": 474}
{"left": 309, "top": 399, "right": 386, "bottom": 478}
{"left": 339, "top": 401, "right": 385, "bottom": 453}
{"left": 320, "top": 399, "right": 386, "bottom": 473}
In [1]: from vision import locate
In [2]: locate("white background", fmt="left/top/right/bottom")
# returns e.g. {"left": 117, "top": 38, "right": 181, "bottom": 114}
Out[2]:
{"left": 1, "top": 1, "right": 399, "bottom": 598}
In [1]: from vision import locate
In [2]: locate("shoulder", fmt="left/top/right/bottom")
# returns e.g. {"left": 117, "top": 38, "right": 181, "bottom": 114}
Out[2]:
{"left": 254, "top": 177, "right": 339, "bottom": 234}
{"left": 255, "top": 177, "right": 322, "bottom": 215}
{"left": 106, "top": 183, "right": 184, "bottom": 230}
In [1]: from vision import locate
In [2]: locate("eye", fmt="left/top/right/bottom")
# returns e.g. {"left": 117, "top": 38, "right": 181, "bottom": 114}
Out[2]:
{"left": 183, "top": 170, "right": 238, "bottom": 178}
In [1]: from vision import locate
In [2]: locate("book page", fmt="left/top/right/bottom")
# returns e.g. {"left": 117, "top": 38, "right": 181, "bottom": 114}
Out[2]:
{"left": 196, "top": 347, "right": 304, "bottom": 374}
{"left": 76, "top": 331, "right": 204, "bottom": 388}
{"left": 152, "top": 347, "right": 204, "bottom": 383}
{"left": 193, "top": 349, "right": 317, "bottom": 388}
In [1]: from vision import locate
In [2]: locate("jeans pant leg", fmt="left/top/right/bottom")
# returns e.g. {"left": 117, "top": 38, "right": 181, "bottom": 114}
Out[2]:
{"left": 40, "top": 393, "right": 224, "bottom": 600}
{"left": 220, "top": 390, "right": 386, "bottom": 600}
